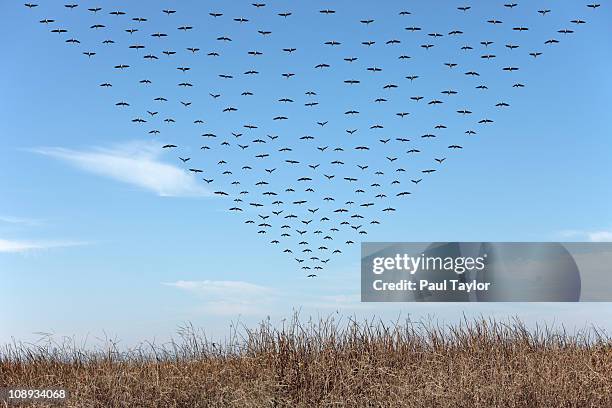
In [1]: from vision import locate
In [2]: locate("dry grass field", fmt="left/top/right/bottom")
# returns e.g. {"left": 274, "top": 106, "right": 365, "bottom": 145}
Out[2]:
{"left": 1, "top": 315, "right": 611, "bottom": 407}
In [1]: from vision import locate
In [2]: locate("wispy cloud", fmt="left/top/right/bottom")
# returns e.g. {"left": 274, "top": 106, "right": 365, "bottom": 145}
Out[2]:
{"left": 165, "top": 280, "right": 272, "bottom": 295}
{"left": 560, "top": 229, "right": 612, "bottom": 242}
{"left": 31, "top": 141, "right": 210, "bottom": 197}
{"left": 164, "top": 280, "right": 273, "bottom": 316}
{"left": 164, "top": 279, "right": 385, "bottom": 315}
{"left": 587, "top": 231, "right": 612, "bottom": 242}
{"left": 0, "top": 238, "right": 85, "bottom": 253}
{"left": 0, "top": 216, "right": 43, "bottom": 227}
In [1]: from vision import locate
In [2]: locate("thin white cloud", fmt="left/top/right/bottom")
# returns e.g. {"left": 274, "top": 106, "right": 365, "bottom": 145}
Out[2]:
{"left": 0, "top": 238, "right": 85, "bottom": 253}
{"left": 560, "top": 229, "right": 612, "bottom": 242}
{"left": 31, "top": 141, "right": 210, "bottom": 198}
{"left": 164, "top": 280, "right": 273, "bottom": 316}
{"left": 0, "top": 216, "right": 43, "bottom": 226}
{"left": 587, "top": 231, "right": 612, "bottom": 243}
{"left": 165, "top": 280, "right": 271, "bottom": 295}
{"left": 164, "top": 279, "right": 394, "bottom": 315}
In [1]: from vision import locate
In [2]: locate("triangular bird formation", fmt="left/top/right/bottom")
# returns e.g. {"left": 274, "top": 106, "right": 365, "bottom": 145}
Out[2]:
{"left": 24, "top": 1, "right": 602, "bottom": 276}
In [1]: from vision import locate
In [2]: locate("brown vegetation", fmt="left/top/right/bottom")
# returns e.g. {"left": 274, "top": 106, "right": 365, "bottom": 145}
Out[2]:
{"left": 1, "top": 316, "right": 611, "bottom": 407}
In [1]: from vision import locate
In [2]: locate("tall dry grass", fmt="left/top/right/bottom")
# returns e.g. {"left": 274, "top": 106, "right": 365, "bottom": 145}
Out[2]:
{"left": 1, "top": 315, "right": 611, "bottom": 407}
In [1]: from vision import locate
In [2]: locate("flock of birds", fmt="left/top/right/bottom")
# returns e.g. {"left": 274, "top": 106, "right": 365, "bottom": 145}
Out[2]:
{"left": 24, "top": 1, "right": 601, "bottom": 276}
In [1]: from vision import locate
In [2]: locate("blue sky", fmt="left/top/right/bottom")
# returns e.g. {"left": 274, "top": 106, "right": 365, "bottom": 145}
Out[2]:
{"left": 1, "top": 1, "right": 611, "bottom": 345}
